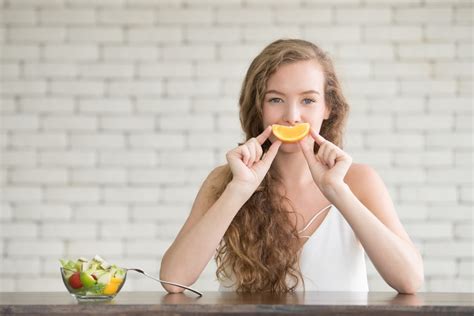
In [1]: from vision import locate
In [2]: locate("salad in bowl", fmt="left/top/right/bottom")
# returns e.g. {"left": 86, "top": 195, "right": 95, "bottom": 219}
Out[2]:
{"left": 60, "top": 255, "right": 126, "bottom": 301}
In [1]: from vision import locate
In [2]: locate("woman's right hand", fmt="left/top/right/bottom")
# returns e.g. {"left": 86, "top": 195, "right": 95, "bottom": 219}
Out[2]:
{"left": 225, "top": 125, "right": 281, "bottom": 195}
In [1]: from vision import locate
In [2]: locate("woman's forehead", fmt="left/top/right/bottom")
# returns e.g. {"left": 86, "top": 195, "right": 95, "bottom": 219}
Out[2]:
{"left": 266, "top": 60, "right": 325, "bottom": 93}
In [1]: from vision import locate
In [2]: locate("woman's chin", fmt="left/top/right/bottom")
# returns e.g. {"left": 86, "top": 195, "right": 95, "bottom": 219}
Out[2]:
{"left": 278, "top": 142, "right": 301, "bottom": 153}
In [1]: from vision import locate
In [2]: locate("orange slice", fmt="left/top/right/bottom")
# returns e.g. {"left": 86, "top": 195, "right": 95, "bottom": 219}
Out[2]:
{"left": 271, "top": 123, "right": 310, "bottom": 143}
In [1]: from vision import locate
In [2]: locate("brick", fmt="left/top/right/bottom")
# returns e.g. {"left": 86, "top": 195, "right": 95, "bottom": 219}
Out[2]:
{"left": 98, "top": 9, "right": 154, "bottom": 24}
{"left": 159, "top": 114, "right": 214, "bottom": 131}
{"left": 0, "top": 97, "right": 16, "bottom": 113}
{"left": 70, "top": 133, "right": 125, "bottom": 148}
{"left": 186, "top": 26, "right": 241, "bottom": 43}
{"left": 129, "top": 168, "right": 188, "bottom": 185}
{"left": 67, "top": 241, "right": 123, "bottom": 257}
{"left": 455, "top": 223, "right": 473, "bottom": 239}
{"left": 0, "top": 258, "right": 41, "bottom": 275}
{"left": 10, "top": 133, "right": 67, "bottom": 148}
{"left": 101, "top": 116, "right": 155, "bottom": 131}
{"left": 218, "top": 44, "right": 263, "bottom": 61}
{"left": 79, "top": 98, "right": 133, "bottom": 113}
{"left": 162, "top": 45, "right": 216, "bottom": 61}
{"left": 425, "top": 25, "right": 472, "bottom": 41}
{"left": 7, "top": 240, "right": 64, "bottom": 256}
{"left": 336, "top": 8, "right": 391, "bottom": 23}
{"left": 66, "top": 0, "right": 124, "bottom": 7}
{"left": 457, "top": 43, "right": 472, "bottom": 59}
{"left": 155, "top": 222, "right": 183, "bottom": 239}
{"left": 455, "top": 115, "right": 473, "bottom": 131}
{"left": 275, "top": 8, "right": 331, "bottom": 23}
{"left": 42, "top": 115, "right": 98, "bottom": 130}
{"left": 373, "top": 62, "right": 431, "bottom": 78}
{"left": 427, "top": 132, "right": 472, "bottom": 149}
{"left": 216, "top": 115, "right": 241, "bottom": 132}
{"left": 427, "top": 97, "right": 472, "bottom": 114}
{"left": 136, "top": 98, "right": 191, "bottom": 113}
{"left": 0, "top": 43, "right": 40, "bottom": 60}
{"left": 400, "top": 80, "right": 456, "bottom": 96}
{"left": 1, "top": 9, "right": 37, "bottom": 24}
{"left": 366, "top": 133, "right": 423, "bottom": 149}
{"left": 195, "top": 62, "right": 247, "bottom": 79}
{"left": 400, "top": 186, "right": 457, "bottom": 202}
{"left": 127, "top": 27, "right": 183, "bottom": 43}
{"left": 50, "top": 80, "right": 105, "bottom": 96}
{"left": 101, "top": 223, "right": 155, "bottom": 238}
{"left": 378, "top": 168, "right": 425, "bottom": 185}
{"left": 14, "top": 203, "right": 72, "bottom": 220}
{"left": 396, "top": 203, "right": 428, "bottom": 221}
{"left": 8, "top": 27, "right": 66, "bottom": 42}
{"left": 39, "top": 150, "right": 96, "bottom": 167}
{"left": 41, "top": 223, "right": 97, "bottom": 238}
{"left": 166, "top": 79, "right": 220, "bottom": 97}
{"left": 125, "top": 239, "right": 171, "bottom": 256}
{"left": 23, "top": 63, "right": 77, "bottom": 78}
{"left": 366, "top": 97, "right": 425, "bottom": 114}
{"left": 0, "top": 222, "right": 38, "bottom": 238}
{"left": 99, "top": 151, "right": 156, "bottom": 167}
{"left": 6, "top": 0, "right": 64, "bottom": 7}
{"left": 344, "top": 80, "right": 397, "bottom": 97}
{"left": 336, "top": 62, "right": 371, "bottom": 79}
{"left": 425, "top": 241, "right": 473, "bottom": 258}
{"left": 39, "top": 9, "right": 95, "bottom": 24}
{"left": 138, "top": 63, "right": 193, "bottom": 78}
{"left": 348, "top": 150, "right": 392, "bottom": 167}
{"left": 364, "top": 26, "right": 422, "bottom": 42}
{"left": 161, "top": 185, "right": 198, "bottom": 203}
{"left": 45, "top": 187, "right": 100, "bottom": 202}
{"left": 102, "top": 45, "right": 159, "bottom": 61}
{"left": 216, "top": 8, "right": 270, "bottom": 24}
{"left": 131, "top": 204, "right": 191, "bottom": 221}
{"left": 304, "top": 26, "right": 361, "bottom": 43}
{"left": 129, "top": 133, "right": 185, "bottom": 149}
{"left": 243, "top": 26, "right": 302, "bottom": 42}
{"left": 427, "top": 169, "right": 472, "bottom": 184}
{"left": 0, "top": 63, "right": 20, "bottom": 78}
{"left": 71, "top": 168, "right": 127, "bottom": 184}
{"left": 404, "top": 222, "right": 452, "bottom": 240}
{"left": 428, "top": 205, "right": 471, "bottom": 221}
{"left": 460, "top": 186, "right": 473, "bottom": 203}
{"left": 157, "top": 9, "right": 214, "bottom": 24}
{"left": 68, "top": 27, "right": 123, "bottom": 42}
{"left": 394, "top": 151, "right": 453, "bottom": 167}
{"left": 454, "top": 151, "right": 473, "bottom": 167}
{"left": 0, "top": 150, "right": 36, "bottom": 166}
{"left": 395, "top": 7, "right": 452, "bottom": 23}
{"left": 428, "top": 278, "right": 473, "bottom": 292}
{"left": 434, "top": 62, "right": 473, "bottom": 79}
{"left": 73, "top": 205, "right": 128, "bottom": 221}
{"left": 336, "top": 44, "right": 395, "bottom": 60}
{"left": 44, "top": 44, "right": 99, "bottom": 61}
{"left": 183, "top": 0, "right": 240, "bottom": 6}
{"left": 1, "top": 81, "right": 47, "bottom": 95}
{"left": 458, "top": 260, "right": 473, "bottom": 276}
{"left": 187, "top": 132, "right": 240, "bottom": 149}
{"left": 103, "top": 187, "right": 160, "bottom": 202}
{"left": 398, "top": 44, "right": 455, "bottom": 60}
{"left": 107, "top": 80, "right": 162, "bottom": 97}
{"left": 10, "top": 168, "right": 68, "bottom": 184}
{"left": 192, "top": 98, "right": 239, "bottom": 114}
{"left": 423, "top": 259, "right": 456, "bottom": 276}
{"left": 346, "top": 115, "right": 392, "bottom": 131}
{"left": 79, "top": 63, "right": 134, "bottom": 78}
{"left": 1, "top": 115, "right": 39, "bottom": 130}
{"left": 458, "top": 80, "right": 473, "bottom": 96}
{"left": 160, "top": 150, "right": 215, "bottom": 167}
{"left": 395, "top": 114, "right": 453, "bottom": 130}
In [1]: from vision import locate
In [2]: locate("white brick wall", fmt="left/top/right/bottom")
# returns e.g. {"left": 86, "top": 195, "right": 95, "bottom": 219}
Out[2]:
{"left": 0, "top": 0, "right": 472, "bottom": 294}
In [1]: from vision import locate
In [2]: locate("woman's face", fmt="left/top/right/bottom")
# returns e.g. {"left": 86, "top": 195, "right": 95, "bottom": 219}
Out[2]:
{"left": 262, "top": 60, "right": 330, "bottom": 153}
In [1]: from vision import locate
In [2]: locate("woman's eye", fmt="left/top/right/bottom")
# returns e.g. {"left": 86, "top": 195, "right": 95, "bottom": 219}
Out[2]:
{"left": 303, "top": 98, "right": 316, "bottom": 105}
{"left": 269, "top": 98, "right": 284, "bottom": 103}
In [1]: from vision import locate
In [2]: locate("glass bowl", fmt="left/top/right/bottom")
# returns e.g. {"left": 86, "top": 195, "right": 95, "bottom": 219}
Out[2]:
{"left": 60, "top": 267, "right": 127, "bottom": 302}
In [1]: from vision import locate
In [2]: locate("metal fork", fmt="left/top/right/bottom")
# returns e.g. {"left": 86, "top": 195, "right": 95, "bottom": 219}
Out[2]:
{"left": 127, "top": 268, "right": 203, "bottom": 297}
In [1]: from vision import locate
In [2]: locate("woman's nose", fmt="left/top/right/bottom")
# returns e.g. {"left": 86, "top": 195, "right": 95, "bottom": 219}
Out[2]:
{"left": 283, "top": 103, "right": 301, "bottom": 125}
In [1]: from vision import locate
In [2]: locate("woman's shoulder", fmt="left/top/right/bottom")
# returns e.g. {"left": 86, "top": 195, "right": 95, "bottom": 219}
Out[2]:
{"left": 344, "top": 162, "right": 385, "bottom": 204}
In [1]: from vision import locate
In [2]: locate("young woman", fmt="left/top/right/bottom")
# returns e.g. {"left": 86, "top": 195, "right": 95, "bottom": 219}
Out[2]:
{"left": 160, "top": 39, "right": 424, "bottom": 294}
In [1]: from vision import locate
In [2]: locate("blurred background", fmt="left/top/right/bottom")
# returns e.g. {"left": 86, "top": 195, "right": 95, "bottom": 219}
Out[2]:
{"left": 0, "top": 0, "right": 472, "bottom": 293}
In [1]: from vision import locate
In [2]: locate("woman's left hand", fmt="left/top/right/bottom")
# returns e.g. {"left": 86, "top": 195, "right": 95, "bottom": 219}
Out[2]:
{"left": 299, "top": 128, "right": 352, "bottom": 195}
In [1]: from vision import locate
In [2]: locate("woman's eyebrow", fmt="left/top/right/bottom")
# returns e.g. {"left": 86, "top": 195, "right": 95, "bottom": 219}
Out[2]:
{"left": 265, "top": 89, "right": 285, "bottom": 96}
{"left": 265, "top": 89, "right": 321, "bottom": 95}
{"left": 301, "top": 90, "right": 321, "bottom": 95}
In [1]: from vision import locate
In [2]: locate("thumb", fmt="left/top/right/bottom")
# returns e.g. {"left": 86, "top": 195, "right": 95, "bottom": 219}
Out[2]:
{"left": 298, "top": 138, "right": 317, "bottom": 166}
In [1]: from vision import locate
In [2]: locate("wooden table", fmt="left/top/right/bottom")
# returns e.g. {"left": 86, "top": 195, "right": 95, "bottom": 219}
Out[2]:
{"left": 0, "top": 291, "right": 473, "bottom": 315}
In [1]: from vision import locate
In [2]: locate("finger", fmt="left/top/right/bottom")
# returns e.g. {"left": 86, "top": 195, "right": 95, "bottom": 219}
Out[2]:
{"left": 240, "top": 145, "right": 250, "bottom": 166}
{"left": 298, "top": 137, "right": 317, "bottom": 166}
{"left": 259, "top": 140, "right": 281, "bottom": 167}
{"left": 246, "top": 142, "right": 257, "bottom": 166}
{"left": 327, "top": 149, "right": 338, "bottom": 169}
{"left": 253, "top": 139, "right": 263, "bottom": 161}
{"left": 309, "top": 128, "right": 326, "bottom": 146}
{"left": 255, "top": 125, "right": 273, "bottom": 145}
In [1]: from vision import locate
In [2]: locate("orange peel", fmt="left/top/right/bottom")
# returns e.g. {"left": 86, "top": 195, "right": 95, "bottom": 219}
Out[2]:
{"left": 271, "top": 123, "right": 310, "bottom": 143}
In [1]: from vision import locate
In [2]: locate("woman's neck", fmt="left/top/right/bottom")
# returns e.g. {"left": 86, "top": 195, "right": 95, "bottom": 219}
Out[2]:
{"left": 273, "top": 150, "right": 314, "bottom": 189}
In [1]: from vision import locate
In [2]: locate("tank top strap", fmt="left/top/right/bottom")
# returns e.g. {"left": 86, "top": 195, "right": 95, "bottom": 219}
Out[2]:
{"left": 298, "top": 204, "right": 333, "bottom": 234}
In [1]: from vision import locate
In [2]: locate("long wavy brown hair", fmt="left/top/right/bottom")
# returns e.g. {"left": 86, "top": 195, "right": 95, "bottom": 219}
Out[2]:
{"left": 214, "top": 39, "right": 350, "bottom": 293}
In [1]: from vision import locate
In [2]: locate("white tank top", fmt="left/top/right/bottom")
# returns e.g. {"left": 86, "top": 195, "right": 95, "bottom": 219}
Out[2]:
{"left": 218, "top": 205, "right": 369, "bottom": 292}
